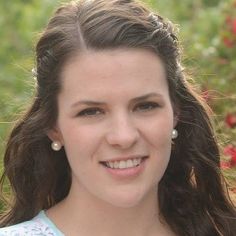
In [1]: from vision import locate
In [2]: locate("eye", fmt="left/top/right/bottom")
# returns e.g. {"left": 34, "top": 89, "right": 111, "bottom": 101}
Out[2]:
{"left": 77, "top": 107, "right": 104, "bottom": 117}
{"left": 134, "top": 102, "right": 160, "bottom": 112}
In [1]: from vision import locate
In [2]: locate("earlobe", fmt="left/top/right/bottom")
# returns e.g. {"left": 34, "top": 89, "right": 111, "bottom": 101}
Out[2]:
{"left": 173, "top": 108, "right": 180, "bottom": 127}
{"left": 47, "top": 127, "right": 64, "bottom": 145}
{"left": 173, "top": 116, "right": 179, "bottom": 127}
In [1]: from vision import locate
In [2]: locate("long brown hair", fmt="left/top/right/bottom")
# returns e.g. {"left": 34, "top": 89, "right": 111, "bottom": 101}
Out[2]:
{"left": 1, "top": 0, "right": 235, "bottom": 235}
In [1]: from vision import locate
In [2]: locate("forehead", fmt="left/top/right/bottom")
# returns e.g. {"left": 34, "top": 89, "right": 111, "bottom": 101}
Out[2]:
{"left": 59, "top": 48, "right": 168, "bottom": 99}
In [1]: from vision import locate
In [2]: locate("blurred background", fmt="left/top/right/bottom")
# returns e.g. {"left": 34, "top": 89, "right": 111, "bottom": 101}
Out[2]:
{"left": 0, "top": 0, "right": 235, "bottom": 201}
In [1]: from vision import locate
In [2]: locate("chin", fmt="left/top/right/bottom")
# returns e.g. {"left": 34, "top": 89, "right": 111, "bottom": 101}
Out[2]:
{"left": 103, "top": 189, "right": 149, "bottom": 209}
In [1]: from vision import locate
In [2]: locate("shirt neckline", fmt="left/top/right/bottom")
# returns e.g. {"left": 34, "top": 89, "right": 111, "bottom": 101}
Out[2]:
{"left": 38, "top": 210, "right": 64, "bottom": 236}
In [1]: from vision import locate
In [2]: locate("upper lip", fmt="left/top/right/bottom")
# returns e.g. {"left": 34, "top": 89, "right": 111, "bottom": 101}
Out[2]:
{"left": 100, "top": 155, "right": 148, "bottom": 163}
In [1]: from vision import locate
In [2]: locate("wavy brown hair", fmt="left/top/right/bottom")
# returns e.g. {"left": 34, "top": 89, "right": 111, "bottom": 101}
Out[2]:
{"left": 0, "top": 0, "right": 235, "bottom": 235}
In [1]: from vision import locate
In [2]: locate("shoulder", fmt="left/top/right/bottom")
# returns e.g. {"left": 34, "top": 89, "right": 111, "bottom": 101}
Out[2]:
{"left": 0, "top": 211, "right": 62, "bottom": 236}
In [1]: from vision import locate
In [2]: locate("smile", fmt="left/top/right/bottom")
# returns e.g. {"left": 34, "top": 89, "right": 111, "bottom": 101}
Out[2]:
{"left": 100, "top": 156, "right": 148, "bottom": 169}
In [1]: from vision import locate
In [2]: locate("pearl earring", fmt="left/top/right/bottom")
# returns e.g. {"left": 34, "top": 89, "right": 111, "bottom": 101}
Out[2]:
{"left": 51, "top": 141, "right": 62, "bottom": 151}
{"left": 172, "top": 129, "right": 178, "bottom": 139}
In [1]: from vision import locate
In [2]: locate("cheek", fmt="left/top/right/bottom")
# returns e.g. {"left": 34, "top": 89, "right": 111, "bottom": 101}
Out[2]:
{"left": 140, "top": 115, "right": 173, "bottom": 145}
{"left": 142, "top": 115, "right": 173, "bottom": 168}
{"left": 148, "top": 129, "right": 172, "bottom": 185}
{"left": 60, "top": 122, "right": 104, "bottom": 161}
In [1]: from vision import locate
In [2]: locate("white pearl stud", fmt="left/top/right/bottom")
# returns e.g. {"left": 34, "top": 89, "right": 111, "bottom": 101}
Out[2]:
{"left": 171, "top": 129, "right": 178, "bottom": 139}
{"left": 51, "top": 141, "right": 62, "bottom": 151}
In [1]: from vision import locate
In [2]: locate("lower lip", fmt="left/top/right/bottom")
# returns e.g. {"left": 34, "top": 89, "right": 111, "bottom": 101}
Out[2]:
{"left": 101, "top": 157, "right": 148, "bottom": 180}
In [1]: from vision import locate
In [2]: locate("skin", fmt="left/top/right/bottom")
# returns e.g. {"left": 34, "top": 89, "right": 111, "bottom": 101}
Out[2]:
{"left": 48, "top": 48, "right": 177, "bottom": 236}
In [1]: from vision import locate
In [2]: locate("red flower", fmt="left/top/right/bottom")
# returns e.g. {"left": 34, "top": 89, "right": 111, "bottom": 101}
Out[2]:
{"left": 232, "top": 19, "right": 236, "bottom": 34}
{"left": 226, "top": 16, "right": 232, "bottom": 26}
{"left": 227, "top": 17, "right": 236, "bottom": 35}
{"left": 224, "top": 144, "right": 236, "bottom": 156}
{"left": 225, "top": 113, "right": 236, "bottom": 128}
{"left": 223, "top": 144, "right": 236, "bottom": 167}
{"left": 231, "top": 152, "right": 236, "bottom": 166}
{"left": 223, "top": 36, "right": 235, "bottom": 48}
{"left": 220, "top": 160, "right": 231, "bottom": 169}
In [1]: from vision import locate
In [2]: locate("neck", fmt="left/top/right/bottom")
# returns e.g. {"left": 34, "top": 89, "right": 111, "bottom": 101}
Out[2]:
{"left": 47, "top": 183, "right": 173, "bottom": 236}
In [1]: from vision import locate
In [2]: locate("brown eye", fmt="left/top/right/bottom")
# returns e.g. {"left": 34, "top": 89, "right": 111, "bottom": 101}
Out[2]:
{"left": 134, "top": 102, "right": 159, "bottom": 112}
{"left": 77, "top": 108, "right": 104, "bottom": 117}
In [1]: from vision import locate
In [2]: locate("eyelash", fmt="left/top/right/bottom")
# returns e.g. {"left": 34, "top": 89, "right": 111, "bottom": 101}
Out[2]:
{"left": 134, "top": 102, "right": 160, "bottom": 112}
{"left": 76, "top": 102, "right": 160, "bottom": 117}
{"left": 77, "top": 108, "right": 103, "bottom": 117}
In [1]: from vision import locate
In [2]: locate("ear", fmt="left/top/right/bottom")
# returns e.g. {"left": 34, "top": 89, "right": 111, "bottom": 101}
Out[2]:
{"left": 47, "top": 126, "right": 64, "bottom": 144}
{"left": 173, "top": 108, "right": 180, "bottom": 128}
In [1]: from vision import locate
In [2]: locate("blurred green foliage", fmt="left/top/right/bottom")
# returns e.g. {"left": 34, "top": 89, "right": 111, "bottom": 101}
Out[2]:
{"left": 0, "top": 0, "right": 235, "bottom": 181}
{"left": 0, "top": 0, "right": 59, "bottom": 156}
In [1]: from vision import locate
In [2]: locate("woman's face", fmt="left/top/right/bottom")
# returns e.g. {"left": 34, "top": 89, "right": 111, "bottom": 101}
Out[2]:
{"left": 52, "top": 48, "right": 176, "bottom": 208}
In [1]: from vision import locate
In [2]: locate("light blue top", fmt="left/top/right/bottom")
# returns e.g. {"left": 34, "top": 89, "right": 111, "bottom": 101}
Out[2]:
{"left": 0, "top": 210, "right": 64, "bottom": 236}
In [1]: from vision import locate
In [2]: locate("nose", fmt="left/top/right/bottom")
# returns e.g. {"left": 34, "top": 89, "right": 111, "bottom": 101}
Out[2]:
{"left": 105, "top": 113, "right": 140, "bottom": 149}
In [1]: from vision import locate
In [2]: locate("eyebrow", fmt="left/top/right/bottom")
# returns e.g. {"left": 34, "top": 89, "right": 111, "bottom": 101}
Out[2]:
{"left": 71, "top": 92, "right": 163, "bottom": 108}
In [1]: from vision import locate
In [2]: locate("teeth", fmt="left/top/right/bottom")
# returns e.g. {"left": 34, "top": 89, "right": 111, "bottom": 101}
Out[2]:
{"left": 119, "top": 161, "right": 126, "bottom": 169}
{"left": 126, "top": 159, "right": 133, "bottom": 168}
{"left": 105, "top": 158, "right": 142, "bottom": 169}
{"left": 133, "top": 159, "right": 139, "bottom": 166}
{"left": 114, "top": 161, "right": 120, "bottom": 169}
{"left": 108, "top": 162, "right": 114, "bottom": 168}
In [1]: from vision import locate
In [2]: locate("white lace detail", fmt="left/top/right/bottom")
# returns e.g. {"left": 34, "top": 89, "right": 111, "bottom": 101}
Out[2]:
{"left": 0, "top": 211, "right": 64, "bottom": 236}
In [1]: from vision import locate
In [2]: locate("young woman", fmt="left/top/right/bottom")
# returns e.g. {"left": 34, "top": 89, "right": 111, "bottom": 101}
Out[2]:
{"left": 0, "top": 0, "right": 235, "bottom": 235}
